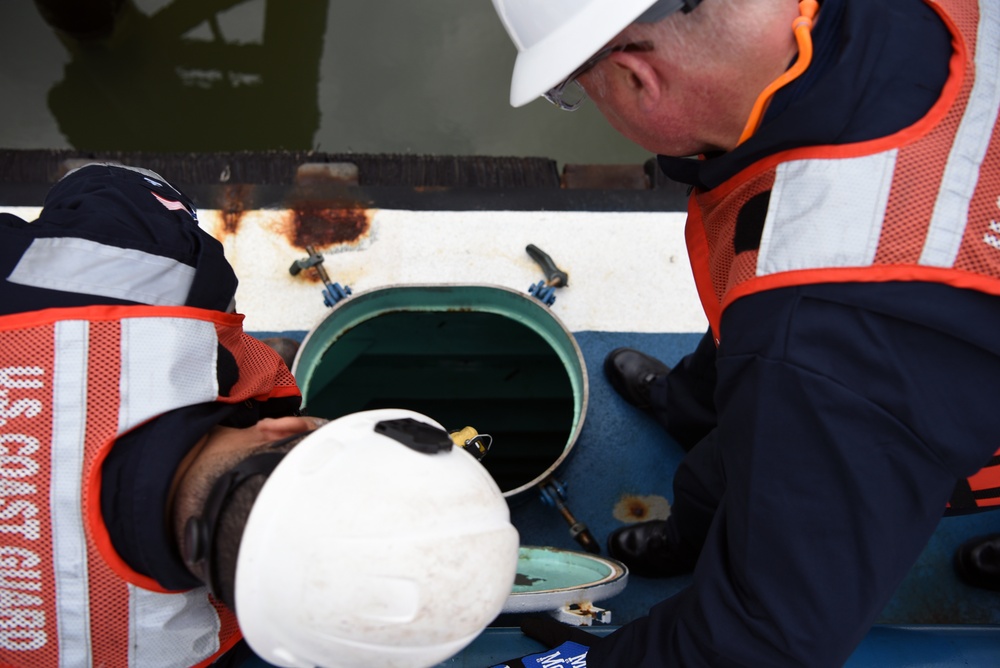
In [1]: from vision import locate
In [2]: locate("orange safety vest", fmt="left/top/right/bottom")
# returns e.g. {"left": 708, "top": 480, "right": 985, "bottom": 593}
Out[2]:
{"left": 684, "top": 0, "right": 1000, "bottom": 508}
{"left": 0, "top": 304, "right": 300, "bottom": 667}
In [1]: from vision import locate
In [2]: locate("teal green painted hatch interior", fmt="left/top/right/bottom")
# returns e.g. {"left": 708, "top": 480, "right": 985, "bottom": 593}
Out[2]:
{"left": 292, "top": 285, "right": 588, "bottom": 496}
{"left": 513, "top": 547, "right": 615, "bottom": 593}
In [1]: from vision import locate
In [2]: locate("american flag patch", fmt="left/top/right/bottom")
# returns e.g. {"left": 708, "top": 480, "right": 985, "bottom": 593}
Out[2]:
{"left": 151, "top": 191, "right": 195, "bottom": 219}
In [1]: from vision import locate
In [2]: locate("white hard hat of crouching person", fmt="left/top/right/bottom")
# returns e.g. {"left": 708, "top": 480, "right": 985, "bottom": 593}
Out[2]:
{"left": 492, "top": 0, "right": 699, "bottom": 107}
{"left": 234, "top": 409, "right": 520, "bottom": 668}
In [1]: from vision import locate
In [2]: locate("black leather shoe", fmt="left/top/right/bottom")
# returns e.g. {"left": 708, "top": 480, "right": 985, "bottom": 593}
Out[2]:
{"left": 607, "top": 520, "right": 697, "bottom": 578}
{"left": 954, "top": 533, "right": 1000, "bottom": 591}
{"left": 603, "top": 348, "right": 671, "bottom": 411}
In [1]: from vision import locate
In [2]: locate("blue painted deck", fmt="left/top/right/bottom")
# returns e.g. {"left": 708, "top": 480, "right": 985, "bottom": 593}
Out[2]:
{"left": 252, "top": 327, "right": 1000, "bottom": 666}
{"left": 433, "top": 626, "right": 1000, "bottom": 667}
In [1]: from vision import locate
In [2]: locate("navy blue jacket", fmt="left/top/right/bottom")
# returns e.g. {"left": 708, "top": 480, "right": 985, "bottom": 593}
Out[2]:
{"left": 0, "top": 163, "right": 297, "bottom": 591}
{"left": 590, "top": 0, "right": 1000, "bottom": 665}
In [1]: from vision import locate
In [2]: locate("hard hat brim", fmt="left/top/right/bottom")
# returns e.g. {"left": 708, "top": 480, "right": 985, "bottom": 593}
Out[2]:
{"left": 508, "top": 0, "right": 661, "bottom": 107}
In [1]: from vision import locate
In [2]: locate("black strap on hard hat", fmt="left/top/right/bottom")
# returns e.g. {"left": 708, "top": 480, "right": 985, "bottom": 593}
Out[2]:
{"left": 182, "top": 448, "right": 289, "bottom": 601}
{"left": 636, "top": 0, "right": 703, "bottom": 23}
{"left": 374, "top": 417, "right": 453, "bottom": 454}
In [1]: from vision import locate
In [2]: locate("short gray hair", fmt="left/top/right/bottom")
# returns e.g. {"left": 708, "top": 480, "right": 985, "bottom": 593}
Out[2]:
{"left": 583, "top": 0, "right": 755, "bottom": 98}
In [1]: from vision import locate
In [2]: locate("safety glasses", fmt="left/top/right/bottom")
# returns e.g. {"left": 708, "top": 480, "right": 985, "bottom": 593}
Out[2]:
{"left": 543, "top": 41, "right": 654, "bottom": 111}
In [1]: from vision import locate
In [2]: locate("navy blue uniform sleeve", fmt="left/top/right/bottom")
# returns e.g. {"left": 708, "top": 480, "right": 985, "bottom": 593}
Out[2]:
{"left": 102, "top": 403, "right": 237, "bottom": 590}
{"left": 588, "top": 283, "right": 1000, "bottom": 666}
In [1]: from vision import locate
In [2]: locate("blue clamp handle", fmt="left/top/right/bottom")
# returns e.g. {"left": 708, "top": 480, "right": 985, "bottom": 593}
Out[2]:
{"left": 290, "top": 245, "right": 352, "bottom": 309}
{"left": 322, "top": 282, "right": 352, "bottom": 307}
{"left": 529, "top": 280, "right": 557, "bottom": 306}
{"left": 538, "top": 478, "right": 600, "bottom": 553}
{"left": 539, "top": 478, "right": 568, "bottom": 507}
{"left": 526, "top": 244, "right": 567, "bottom": 307}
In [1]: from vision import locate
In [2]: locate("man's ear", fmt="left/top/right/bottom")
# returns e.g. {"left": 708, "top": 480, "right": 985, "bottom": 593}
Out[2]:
{"left": 610, "top": 51, "right": 662, "bottom": 113}
{"left": 253, "top": 416, "right": 324, "bottom": 440}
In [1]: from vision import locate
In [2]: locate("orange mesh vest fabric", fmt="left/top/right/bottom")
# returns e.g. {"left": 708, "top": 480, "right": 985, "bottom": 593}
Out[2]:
{"left": 685, "top": 0, "right": 1000, "bottom": 507}
{"left": 0, "top": 304, "right": 299, "bottom": 667}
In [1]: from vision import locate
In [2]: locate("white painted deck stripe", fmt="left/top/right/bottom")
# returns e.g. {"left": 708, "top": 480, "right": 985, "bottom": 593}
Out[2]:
{"left": 2, "top": 206, "right": 706, "bottom": 335}
{"left": 215, "top": 208, "right": 705, "bottom": 335}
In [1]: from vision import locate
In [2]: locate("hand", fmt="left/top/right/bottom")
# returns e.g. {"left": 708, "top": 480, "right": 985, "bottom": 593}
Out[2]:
{"left": 490, "top": 616, "right": 597, "bottom": 668}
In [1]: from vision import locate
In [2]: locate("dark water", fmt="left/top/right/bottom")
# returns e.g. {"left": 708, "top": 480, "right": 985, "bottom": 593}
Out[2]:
{"left": 302, "top": 310, "right": 574, "bottom": 494}
{"left": 1, "top": 0, "right": 652, "bottom": 167}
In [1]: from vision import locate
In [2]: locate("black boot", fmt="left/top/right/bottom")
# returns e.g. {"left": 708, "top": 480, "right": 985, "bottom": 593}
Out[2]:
{"left": 603, "top": 348, "right": 671, "bottom": 411}
{"left": 954, "top": 533, "right": 1000, "bottom": 591}
{"left": 607, "top": 519, "right": 697, "bottom": 578}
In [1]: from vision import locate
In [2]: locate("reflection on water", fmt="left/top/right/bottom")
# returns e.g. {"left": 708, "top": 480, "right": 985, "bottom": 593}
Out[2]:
{"left": 46, "top": 0, "right": 327, "bottom": 152}
{"left": 2, "top": 0, "right": 652, "bottom": 166}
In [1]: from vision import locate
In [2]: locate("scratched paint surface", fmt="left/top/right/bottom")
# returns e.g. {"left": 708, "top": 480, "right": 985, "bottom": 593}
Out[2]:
{"left": 198, "top": 207, "right": 706, "bottom": 335}
{"left": 0, "top": 205, "right": 704, "bottom": 335}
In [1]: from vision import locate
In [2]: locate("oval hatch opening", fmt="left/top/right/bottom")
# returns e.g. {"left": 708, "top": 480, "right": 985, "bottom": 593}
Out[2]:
{"left": 293, "top": 286, "right": 585, "bottom": 496}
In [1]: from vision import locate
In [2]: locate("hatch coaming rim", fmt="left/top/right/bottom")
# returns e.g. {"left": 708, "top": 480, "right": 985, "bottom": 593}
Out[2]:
{"left": 291, "top": 282, "right": 589, "bottom": 498}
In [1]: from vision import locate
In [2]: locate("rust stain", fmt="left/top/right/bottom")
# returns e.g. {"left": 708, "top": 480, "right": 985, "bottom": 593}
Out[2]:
{"left": 627, "top": 499, "right": 649, "bottom": 520}
{"left": 286, "top": 201, "right": 371, "bottom": 249}
{"left": 613, "top": 494, "right": 671, "bottom": 523}
{"left": 219, "top": 184, "right": 252, "bottom": 237}
{"left": 283, "top": 171, "right": 373, "bottom": 250}
{"left": 278, "top": 194, "right": 373, "bottom": 284}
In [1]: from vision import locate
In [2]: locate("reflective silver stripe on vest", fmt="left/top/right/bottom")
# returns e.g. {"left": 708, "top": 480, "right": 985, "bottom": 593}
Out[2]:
{"left": 44, "top": 316, "right": 224, "bottom": 666}
{"left": 119, "top": 318, "right": 222, "bottom": 667}
{"left": 51, "top": 320, "right": 92, "bottom": 668}
{"left": 8, "top": 238, "right": 196, "bottom": 306}
{"left": 922, "top": 0, "right": 1000, "bottom": 267}
{"left": 757, "top": 151, "right": 897, "bottom": 276}
{"left": 129, "top": 587, "right": 221, "bottom": 667}
{"left": 118, "top": 317, "right": 220, "bottom": 435}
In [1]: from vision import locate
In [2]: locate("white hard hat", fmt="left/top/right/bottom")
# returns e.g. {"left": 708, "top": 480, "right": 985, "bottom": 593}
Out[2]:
{"left": 492, "top": 0, "right": 696, "bottom": 107}
{"left": 234, "top": 409, "right": 520, "bottom": 668}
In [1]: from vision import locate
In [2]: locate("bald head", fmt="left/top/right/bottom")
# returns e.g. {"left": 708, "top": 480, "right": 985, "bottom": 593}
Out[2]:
{"left": 580, "top": 0, "right": 802, "bottom": 155}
